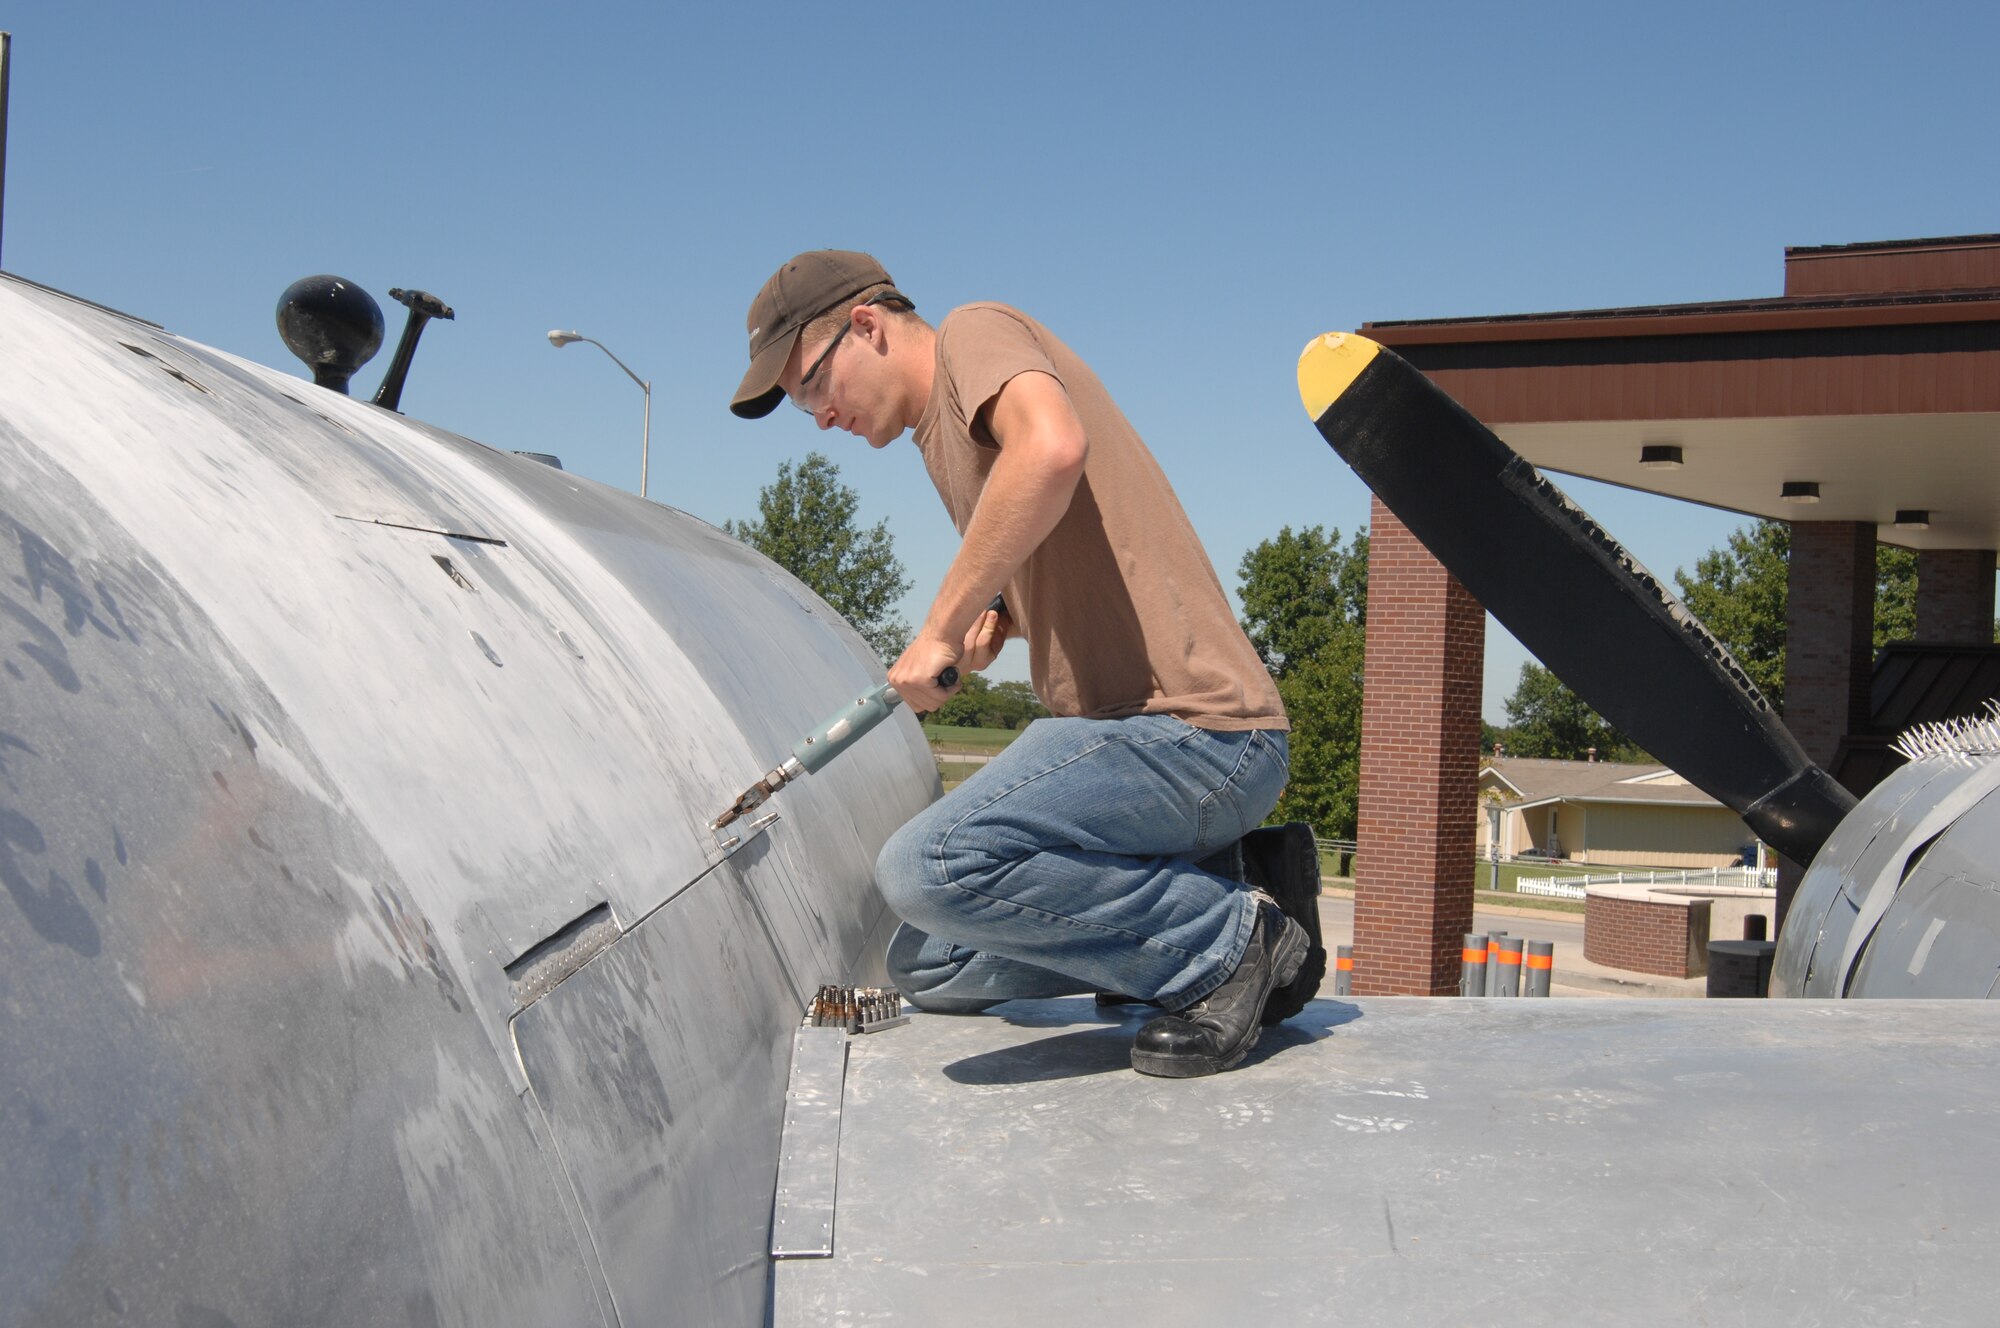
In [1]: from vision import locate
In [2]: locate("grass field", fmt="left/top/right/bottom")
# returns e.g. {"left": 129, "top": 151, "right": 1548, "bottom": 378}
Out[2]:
{"left": 1473, "top": 888, "right": 1585, "bottom": 914}
{"left": 923, "top": 723, "right": 1025, "bottom": 754}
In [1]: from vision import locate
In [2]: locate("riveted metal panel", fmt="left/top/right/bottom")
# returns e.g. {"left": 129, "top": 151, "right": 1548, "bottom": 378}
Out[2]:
{"left": 0, "top": 271, "right": 935, "bottom": 1325}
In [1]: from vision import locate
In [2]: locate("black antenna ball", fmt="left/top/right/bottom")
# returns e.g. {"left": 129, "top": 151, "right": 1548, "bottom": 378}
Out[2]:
{"left": 276, "top": 275, "right": 384, "bottom": 394}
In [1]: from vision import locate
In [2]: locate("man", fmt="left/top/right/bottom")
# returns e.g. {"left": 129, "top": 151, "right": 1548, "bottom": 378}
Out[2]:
{"left": 730, "top": 250, "right": 1311, "bottom": 1077}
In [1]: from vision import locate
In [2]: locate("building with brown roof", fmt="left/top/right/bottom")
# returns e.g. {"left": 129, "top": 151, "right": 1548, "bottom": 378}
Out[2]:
{"left": 1479, "top": 757, "right": 1756, "bottom": 869}
{"left": 1347, "top": 234, "right": 2000, "bottom": 995}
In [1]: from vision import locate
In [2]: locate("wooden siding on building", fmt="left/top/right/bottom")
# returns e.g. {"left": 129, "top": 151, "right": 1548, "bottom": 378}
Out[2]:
{"left": 1364, "top": 236, "right": 2000, "bottom": 426}
{"left": 1479, "top": 800, "right": 1751, "bottom": 869}
{"left": 1381, "top": 320, "right": 2000, "bottom": 425}
{"left": 1577, "top": 798, "right": 1753, "bottom": 869}
{"left": 1785, "top": 236, "right": 2000, "bottom": 299}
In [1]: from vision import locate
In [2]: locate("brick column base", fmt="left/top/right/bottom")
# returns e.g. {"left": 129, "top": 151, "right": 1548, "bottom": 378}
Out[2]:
{"left": 1354, "top": 496, "right": 1485, "bottom": 995}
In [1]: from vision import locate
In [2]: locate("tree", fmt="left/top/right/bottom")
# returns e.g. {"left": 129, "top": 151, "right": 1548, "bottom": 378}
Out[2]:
{"left": 1237, "top": 525, "right": 1369, "bottom": 837}
{"left": 1237, "top": 525, "right": 1367, "bottom": 675}
{"left": 1875, "top": 544, "right": 1917, "bottom": 648}
{"left": 726, "top": 452, "right": 912, "bottom": 662}
{"left": 988, "top": 681, "right": 1050, "bottom": 729}
{"left": 930, "top": 673, "right": 992, "bottom": 728}
{"left": 1500, "top": 662, "right": 1649, "bottom": 762}
{"left": 931, "top": 675, "right": 1050, "bottom": 730}
{"left": 1671, "top": 520, "right": 1925, "bottom": 709}
{"left": 1268, "top": 622, "right": 1366, "bottom": 836}
{"left": 1673, "top": 521, "right": 1791, "bottom": 704}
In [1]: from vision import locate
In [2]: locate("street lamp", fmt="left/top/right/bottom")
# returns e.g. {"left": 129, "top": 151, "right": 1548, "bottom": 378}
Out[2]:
{"left": 548, "top": 329, "right": 653, "bottom": 497}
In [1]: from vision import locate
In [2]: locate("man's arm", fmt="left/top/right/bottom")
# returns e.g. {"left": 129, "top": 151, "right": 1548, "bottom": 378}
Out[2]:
{"left": 887, "top": 370, "right": 1087, "bottom": 711}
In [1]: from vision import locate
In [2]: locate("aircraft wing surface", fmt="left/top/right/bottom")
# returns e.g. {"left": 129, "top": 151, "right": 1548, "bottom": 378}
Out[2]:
{"left": 775, "top": 997, "right": 2000, "bottom": 1325}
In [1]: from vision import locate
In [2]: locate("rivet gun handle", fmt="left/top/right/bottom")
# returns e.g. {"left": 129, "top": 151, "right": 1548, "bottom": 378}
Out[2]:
{"left": 789, "top": 668, "right": 959, "bottom": 776}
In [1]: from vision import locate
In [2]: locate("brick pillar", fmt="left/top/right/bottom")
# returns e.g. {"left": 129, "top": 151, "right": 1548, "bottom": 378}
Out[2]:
{"left": 1784, "top": 522, "right": 1877, "bottom": 768}
{"left": 1778, "top": 521, "right": 1876, "bottom": 925}
{"left": 1916, "top": 548, "right": 1996, "bottom": 642}
{"left": 1354, "top": 496, "right": 1485, "bottom": 995}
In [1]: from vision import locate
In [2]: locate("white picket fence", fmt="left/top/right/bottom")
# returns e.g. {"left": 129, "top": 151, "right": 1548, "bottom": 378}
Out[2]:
{"left": 1514, "top": 865, "right": 1777, "bottom": 901}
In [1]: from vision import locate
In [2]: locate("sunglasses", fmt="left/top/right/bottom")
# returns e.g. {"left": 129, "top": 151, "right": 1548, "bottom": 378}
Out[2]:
{"left": 790, "top": 293, "right": 911, "bottom": 415}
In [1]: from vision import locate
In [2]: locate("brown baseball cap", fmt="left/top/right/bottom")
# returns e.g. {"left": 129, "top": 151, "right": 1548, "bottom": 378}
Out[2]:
{"left": 731, "top": 249, "right": 895, "bottom": 419}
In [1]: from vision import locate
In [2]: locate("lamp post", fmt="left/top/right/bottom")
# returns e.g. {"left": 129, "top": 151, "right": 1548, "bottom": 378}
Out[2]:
{"left": 548, "top": 330, "right": 653, "bottom": 497}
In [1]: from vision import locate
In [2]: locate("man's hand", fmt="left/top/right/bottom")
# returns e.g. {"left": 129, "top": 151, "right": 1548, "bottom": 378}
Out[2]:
{"left": 888, "top": 634, "right": 963, "bottom": 714}
{"left": 960, "top": 607, "right": 1011, "bottom": 672}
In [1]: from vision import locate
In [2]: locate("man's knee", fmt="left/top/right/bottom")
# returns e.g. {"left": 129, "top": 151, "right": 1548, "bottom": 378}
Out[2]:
{"left": 875, "top": 797, "right": 1005, "bottom": 933}
{"left": 874, "top": 815, "right": 937, "bottom": 925}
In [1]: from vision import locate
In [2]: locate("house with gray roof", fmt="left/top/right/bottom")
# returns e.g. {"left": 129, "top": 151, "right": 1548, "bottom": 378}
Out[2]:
{"left": 1479, "top": 756, "right": 1759, "bottom": 869}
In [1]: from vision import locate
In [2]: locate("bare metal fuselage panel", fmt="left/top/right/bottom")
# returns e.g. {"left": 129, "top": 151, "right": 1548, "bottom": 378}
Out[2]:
{"left": 0, "top": 273, "right": 938, "bottom": 1325}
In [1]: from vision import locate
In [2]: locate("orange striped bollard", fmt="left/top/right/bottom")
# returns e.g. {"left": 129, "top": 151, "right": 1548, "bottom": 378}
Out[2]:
{"left": 1333, "top": 944, "right": 1354, "bottom": 996}
{"left": 1459, "top": 933, "right": 1487, "bottom": 997}
{"left": 1483, "top": 932, "right": 1507, "bottom": 998}
{"left": 1490, "top": 933, "right": 1523, "bottom": 998}
{"left": 1524, "top": 939, "right": 1554, "bottom": 997}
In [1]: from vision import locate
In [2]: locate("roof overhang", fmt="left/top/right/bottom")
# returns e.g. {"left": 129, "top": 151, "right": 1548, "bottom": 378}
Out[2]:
{"left": 1364, "top": 241, "right": 2000, "bottom": 555}
{"left": 1498, "top": 412, "right": 2000, "bottom": 552}
{"left": 1506, "top": 793, "right": 1726, "bottom": 813}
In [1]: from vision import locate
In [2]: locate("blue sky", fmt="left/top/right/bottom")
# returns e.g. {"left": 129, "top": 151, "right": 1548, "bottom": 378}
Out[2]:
{"left": 7, "top": 2, "right": 1997, "bottom": 720}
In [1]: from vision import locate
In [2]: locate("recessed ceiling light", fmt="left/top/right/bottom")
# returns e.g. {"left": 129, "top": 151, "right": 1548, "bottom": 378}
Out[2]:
{"left": 1639, "top": 444, "right": 1684, "bottom": 469}
{"left": 1781, "top": 481, "right": 1821, "bottom": 504}
{"left": 1894, "top": 509, "right": 1931, "bottom": 530}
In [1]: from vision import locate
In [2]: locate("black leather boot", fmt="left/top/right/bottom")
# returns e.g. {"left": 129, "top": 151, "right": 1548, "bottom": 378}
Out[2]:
{"left": 1130, "top": 899, "right": 1308, "bottom": 1078}
{"left": 1241, "top": 823, "right": 1326, "bottom": 1025}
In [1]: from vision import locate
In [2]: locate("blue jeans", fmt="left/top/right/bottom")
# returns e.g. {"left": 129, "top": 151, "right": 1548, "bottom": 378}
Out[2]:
{"left": 876, "top": 715, "right": 1289, "bottom": 1013}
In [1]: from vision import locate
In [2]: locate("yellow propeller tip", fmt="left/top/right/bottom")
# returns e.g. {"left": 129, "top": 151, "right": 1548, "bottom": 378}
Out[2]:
{"left": 1297, "top": 331, "right": 1382, "bottom": 423}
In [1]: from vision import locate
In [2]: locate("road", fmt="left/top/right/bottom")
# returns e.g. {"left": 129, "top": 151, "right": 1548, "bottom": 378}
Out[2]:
{"left": 1313, "top": 891, "right": 1703, "bottom": 997}
{"left": 1315, "top": 893, "right": 1583, "bottom": 954}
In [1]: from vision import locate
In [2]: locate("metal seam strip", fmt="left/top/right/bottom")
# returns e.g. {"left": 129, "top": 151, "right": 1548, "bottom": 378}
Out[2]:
{"left": 770, "top": 1025, "right": 849, "bottom": 1259}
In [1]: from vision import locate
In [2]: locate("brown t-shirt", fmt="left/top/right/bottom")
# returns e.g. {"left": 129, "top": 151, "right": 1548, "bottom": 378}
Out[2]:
{"left": 913, "top": 303, "right": 1286, "bottom": 733}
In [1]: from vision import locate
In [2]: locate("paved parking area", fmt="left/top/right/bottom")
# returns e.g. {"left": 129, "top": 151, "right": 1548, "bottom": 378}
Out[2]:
{"left": 1315, "top": 890, "right": 1706, "bottom": 997}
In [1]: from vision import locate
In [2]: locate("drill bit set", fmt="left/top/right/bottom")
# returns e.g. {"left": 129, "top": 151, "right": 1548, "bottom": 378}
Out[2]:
{"left": 806, "top": 985, "right": 908, "bottom": 1034}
